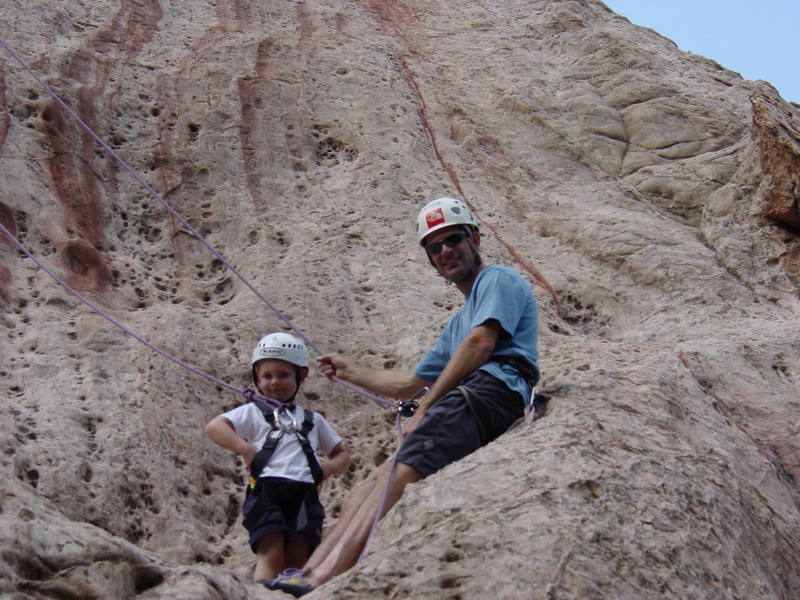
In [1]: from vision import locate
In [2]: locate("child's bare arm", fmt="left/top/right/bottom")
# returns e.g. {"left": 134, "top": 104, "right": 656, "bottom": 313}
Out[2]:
{"left": 205, "top": 416, "right": 258, "bottom": 467}
{"left": 320, "top": 442, "right": 351, "bottom": 481}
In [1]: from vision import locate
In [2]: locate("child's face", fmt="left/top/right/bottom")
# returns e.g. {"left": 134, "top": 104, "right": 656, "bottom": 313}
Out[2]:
{"left": 254, "top": 358, "right": 299, "bottom": 402}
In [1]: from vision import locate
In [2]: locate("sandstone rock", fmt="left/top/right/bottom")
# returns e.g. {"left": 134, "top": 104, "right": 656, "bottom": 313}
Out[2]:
{"left": 1, "top": 0, "right": 798, "bottom": 598}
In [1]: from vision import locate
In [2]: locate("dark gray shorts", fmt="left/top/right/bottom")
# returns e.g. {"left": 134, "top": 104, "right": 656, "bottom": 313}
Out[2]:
{"left": 396, "top": 369, "right": 524, "bottom": 477}
{"left": 242, "top": 477, "right": 324, "bottom": 552}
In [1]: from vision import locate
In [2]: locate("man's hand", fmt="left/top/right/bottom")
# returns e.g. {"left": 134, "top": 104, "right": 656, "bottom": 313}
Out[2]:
{"left": 317, "top": 354, "right": 429, "bottom": 401}
{"left": 402, "top": 404, "right": 427, "bottom": 436}
{"left": 317, "top": 354, "right": 352, "bottom": 381}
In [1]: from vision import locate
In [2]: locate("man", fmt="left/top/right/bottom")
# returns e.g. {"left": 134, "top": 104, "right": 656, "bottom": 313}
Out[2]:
{"left": 276, "top": 196, "right": 540, "bottom": 595}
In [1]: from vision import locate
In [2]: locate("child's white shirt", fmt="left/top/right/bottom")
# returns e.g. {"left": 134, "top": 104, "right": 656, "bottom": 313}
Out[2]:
{"left": 221, "top": 403, "right": 342, "bottom": 484}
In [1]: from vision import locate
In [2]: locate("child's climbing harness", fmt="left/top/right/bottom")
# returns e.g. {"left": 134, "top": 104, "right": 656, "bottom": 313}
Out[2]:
{"left": 248, "top": 403, "right": 324, "bottom": 488}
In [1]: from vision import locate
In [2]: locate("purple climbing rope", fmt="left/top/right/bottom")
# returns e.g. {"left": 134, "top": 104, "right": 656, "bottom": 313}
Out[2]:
{"left": 1, "top": 33, "right": 419, "bottom": 569}
{"left": 0, "top": 221, "right": 280, "bottom": 410}
{"left": 0, "top": 35, "right": 395, "bottom": 411}
{"left": 358, "top": 389, "right": 425, "bottom": 561}
{"left": 358, "top": 411, "right": 406, "bottom": 562}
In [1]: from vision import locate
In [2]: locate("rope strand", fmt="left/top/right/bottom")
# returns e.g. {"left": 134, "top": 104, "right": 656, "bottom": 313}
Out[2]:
{"left": 0, "top": 35, "right": 431, "bottom": 569}
{"left": 0, "top": 221, "right": 281, "bottom": 410}
{"left": 0, "top": 35, "right": 394, "bottom": 411}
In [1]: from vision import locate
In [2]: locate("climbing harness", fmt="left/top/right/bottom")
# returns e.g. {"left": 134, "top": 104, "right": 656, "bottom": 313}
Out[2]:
{"left": 458, "top": 384, "right": 491, "bottom": 445}
{"left": 491, "top": 355, "right": 540, "bottom": 388}
{"left": 248, "top": 404, "right": 324, "bottom": 488}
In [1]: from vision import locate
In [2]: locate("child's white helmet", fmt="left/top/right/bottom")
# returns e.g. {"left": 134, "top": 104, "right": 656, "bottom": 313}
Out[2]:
{"left": 251, "top": 332, "right": 308, "bottom": 368}
{"left": 415, "top": 196, "right": 478, "bottom": 245}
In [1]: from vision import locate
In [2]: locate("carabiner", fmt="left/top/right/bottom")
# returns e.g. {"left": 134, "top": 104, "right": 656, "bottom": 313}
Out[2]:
{"left": 272, "top": 405, "right": 298, "bottom": 432}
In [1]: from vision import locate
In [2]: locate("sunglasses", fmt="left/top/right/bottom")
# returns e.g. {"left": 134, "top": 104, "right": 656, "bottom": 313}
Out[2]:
{"left": 424, "top": 230, "right": 470, "bottom": 256}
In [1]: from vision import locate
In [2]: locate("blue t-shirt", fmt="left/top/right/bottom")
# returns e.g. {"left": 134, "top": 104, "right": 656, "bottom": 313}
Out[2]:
{"left": 414, "top": 265, "right": 539, "bottom": 405}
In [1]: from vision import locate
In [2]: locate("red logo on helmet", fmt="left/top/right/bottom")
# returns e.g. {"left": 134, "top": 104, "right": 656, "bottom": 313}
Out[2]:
{"left": 425, "top": 208, "right": 445, "bottom": 229}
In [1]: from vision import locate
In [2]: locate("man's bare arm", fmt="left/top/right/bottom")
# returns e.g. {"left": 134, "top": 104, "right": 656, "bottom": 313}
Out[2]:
{"left": 416, "top": 320, "right": 501, "bottom": 412}
{"left": 317, "top": 354, "right": 431, "bottom": 400}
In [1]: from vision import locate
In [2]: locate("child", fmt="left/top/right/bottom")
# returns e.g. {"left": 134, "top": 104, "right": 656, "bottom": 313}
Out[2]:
{"left": 205, "top": 332, "right": 351, "bottom": 584}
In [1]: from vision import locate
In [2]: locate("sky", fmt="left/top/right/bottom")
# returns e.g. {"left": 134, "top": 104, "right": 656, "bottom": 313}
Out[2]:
{"left": 602, "top": 1, "right": 799, "bottom": 104}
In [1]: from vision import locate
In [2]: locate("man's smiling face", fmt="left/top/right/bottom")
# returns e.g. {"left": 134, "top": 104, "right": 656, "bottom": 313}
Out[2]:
{"left": 424, "top": 225, "right": 480, "bottom": 286}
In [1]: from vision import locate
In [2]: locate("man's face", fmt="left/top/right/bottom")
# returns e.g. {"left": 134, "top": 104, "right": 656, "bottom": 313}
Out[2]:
{"left": 423, "top": 226, "right": 478, "bottom": 283}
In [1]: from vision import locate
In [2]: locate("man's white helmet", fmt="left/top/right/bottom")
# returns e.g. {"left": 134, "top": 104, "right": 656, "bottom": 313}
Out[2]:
{"left": 251, "top": 332, "right": 308, "bottom": 368}
{"left": 415, "top": 196, "right": 478, "bottom": 245}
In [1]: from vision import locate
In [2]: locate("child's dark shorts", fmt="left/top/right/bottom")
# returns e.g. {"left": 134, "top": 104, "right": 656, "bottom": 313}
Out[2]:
{"left": 242, "top": 477, "right": 324, "bottom": 552}
{"left": 396, "top": 369, "right": 524, "bottom": 477}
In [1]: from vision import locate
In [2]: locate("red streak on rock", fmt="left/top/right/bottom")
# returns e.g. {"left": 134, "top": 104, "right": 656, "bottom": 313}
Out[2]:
{"left": 335, "top": 12, "right": 348, "bottom": 34}
{"left": 237, "top": 39, "right": 277, "bottom": 209}
{"left": 235, "top": 2, "right": 314, "bottom": 212}
{"left": 296, "top": 1, "right": 316, "bottom": 41}
{"left": 1, "top": 65, "right": 15, "bottom": 303}
{"left": 364, "top": 1, "right": 560, "bottom": 310}
{"left": 0, "top": 264, "right": 10, "bottom": 302}
{"left": 0, "top": 202, "right": 15, "bottom": 242}
{"left": 366, "top": 0, "right": 416, "bottom": 42}
{"left": 1, "top": 61, "right": 13, "bottom": 302}
{"left": 0, "top": 61, "right": 9, "bottom": 150}
{"left": 44, "top": 0, "right": 162, "bottom": 294}
{"left": 43, "top": 99, "right": 107, "bottom": 249}
{"left": 153, "top": 21, "right": 232, "bottom": 277}
{"left": 0, "top": 201, "right": 14, "bottom": 301}
{"left": 153, "top": 2, "right": 252, "bottom": 286}
{"left": 63, "top": 239, "right": 113, "bottom": 294}
{"left": 0, "top": 63, "right": 11, "bottom": 252}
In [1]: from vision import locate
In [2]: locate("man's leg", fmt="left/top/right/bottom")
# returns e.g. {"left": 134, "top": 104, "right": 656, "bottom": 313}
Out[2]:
{"left": 306, "top": 462, "right": 423, "bottom": 586}
{"left": 304, "top": 476, "right": 376, "bottom": 573}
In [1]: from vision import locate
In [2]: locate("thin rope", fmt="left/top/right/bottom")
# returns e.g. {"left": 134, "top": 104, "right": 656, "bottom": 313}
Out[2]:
{"left": 4, "top": 214, "right": 405, "bottom": 560}
{"left": 1, "top": 38, "right": 431, "bottom": 575}
{"left": 397, "top": 54, "right": 560, "bottom": 313}
{"left": 0, "top": 37, "right": 302, "bottom": 339}
{"left": 0, "top": 35, "right": 395, "bottom": 410}
{"left": 0, "top": 221, "right": 281, "bottom": 410}
{"left": 358, "top": 411, "right": 405, "bottom": 562}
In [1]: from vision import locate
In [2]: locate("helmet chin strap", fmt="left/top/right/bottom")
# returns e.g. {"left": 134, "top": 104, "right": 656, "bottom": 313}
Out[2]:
{"left": 453, "top": 244, "right": 482, "bottom": 284}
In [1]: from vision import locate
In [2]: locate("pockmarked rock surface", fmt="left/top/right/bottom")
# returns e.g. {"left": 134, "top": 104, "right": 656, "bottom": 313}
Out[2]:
{"left": 1, "top": 1, "right": 799, "bottom": 598}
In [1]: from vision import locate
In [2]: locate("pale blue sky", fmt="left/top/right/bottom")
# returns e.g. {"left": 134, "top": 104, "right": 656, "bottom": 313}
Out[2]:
{"left": 602, "top": 1, "right": 798, "bottom": 103}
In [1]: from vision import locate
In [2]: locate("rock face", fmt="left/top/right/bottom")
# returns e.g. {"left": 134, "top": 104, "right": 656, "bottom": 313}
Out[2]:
{"left": 1, "top": 1, "right": 799, "bottom": 598}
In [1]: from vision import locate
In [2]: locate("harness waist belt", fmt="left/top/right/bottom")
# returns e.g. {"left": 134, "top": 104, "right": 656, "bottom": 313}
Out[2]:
{"left": 490, "top": 355, "right": 540, "bottom": 387}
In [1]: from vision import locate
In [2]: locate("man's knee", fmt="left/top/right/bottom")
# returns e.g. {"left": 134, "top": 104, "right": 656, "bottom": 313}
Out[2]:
{"left": 393, "top": 462, "right": 424, "bottom": 486}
